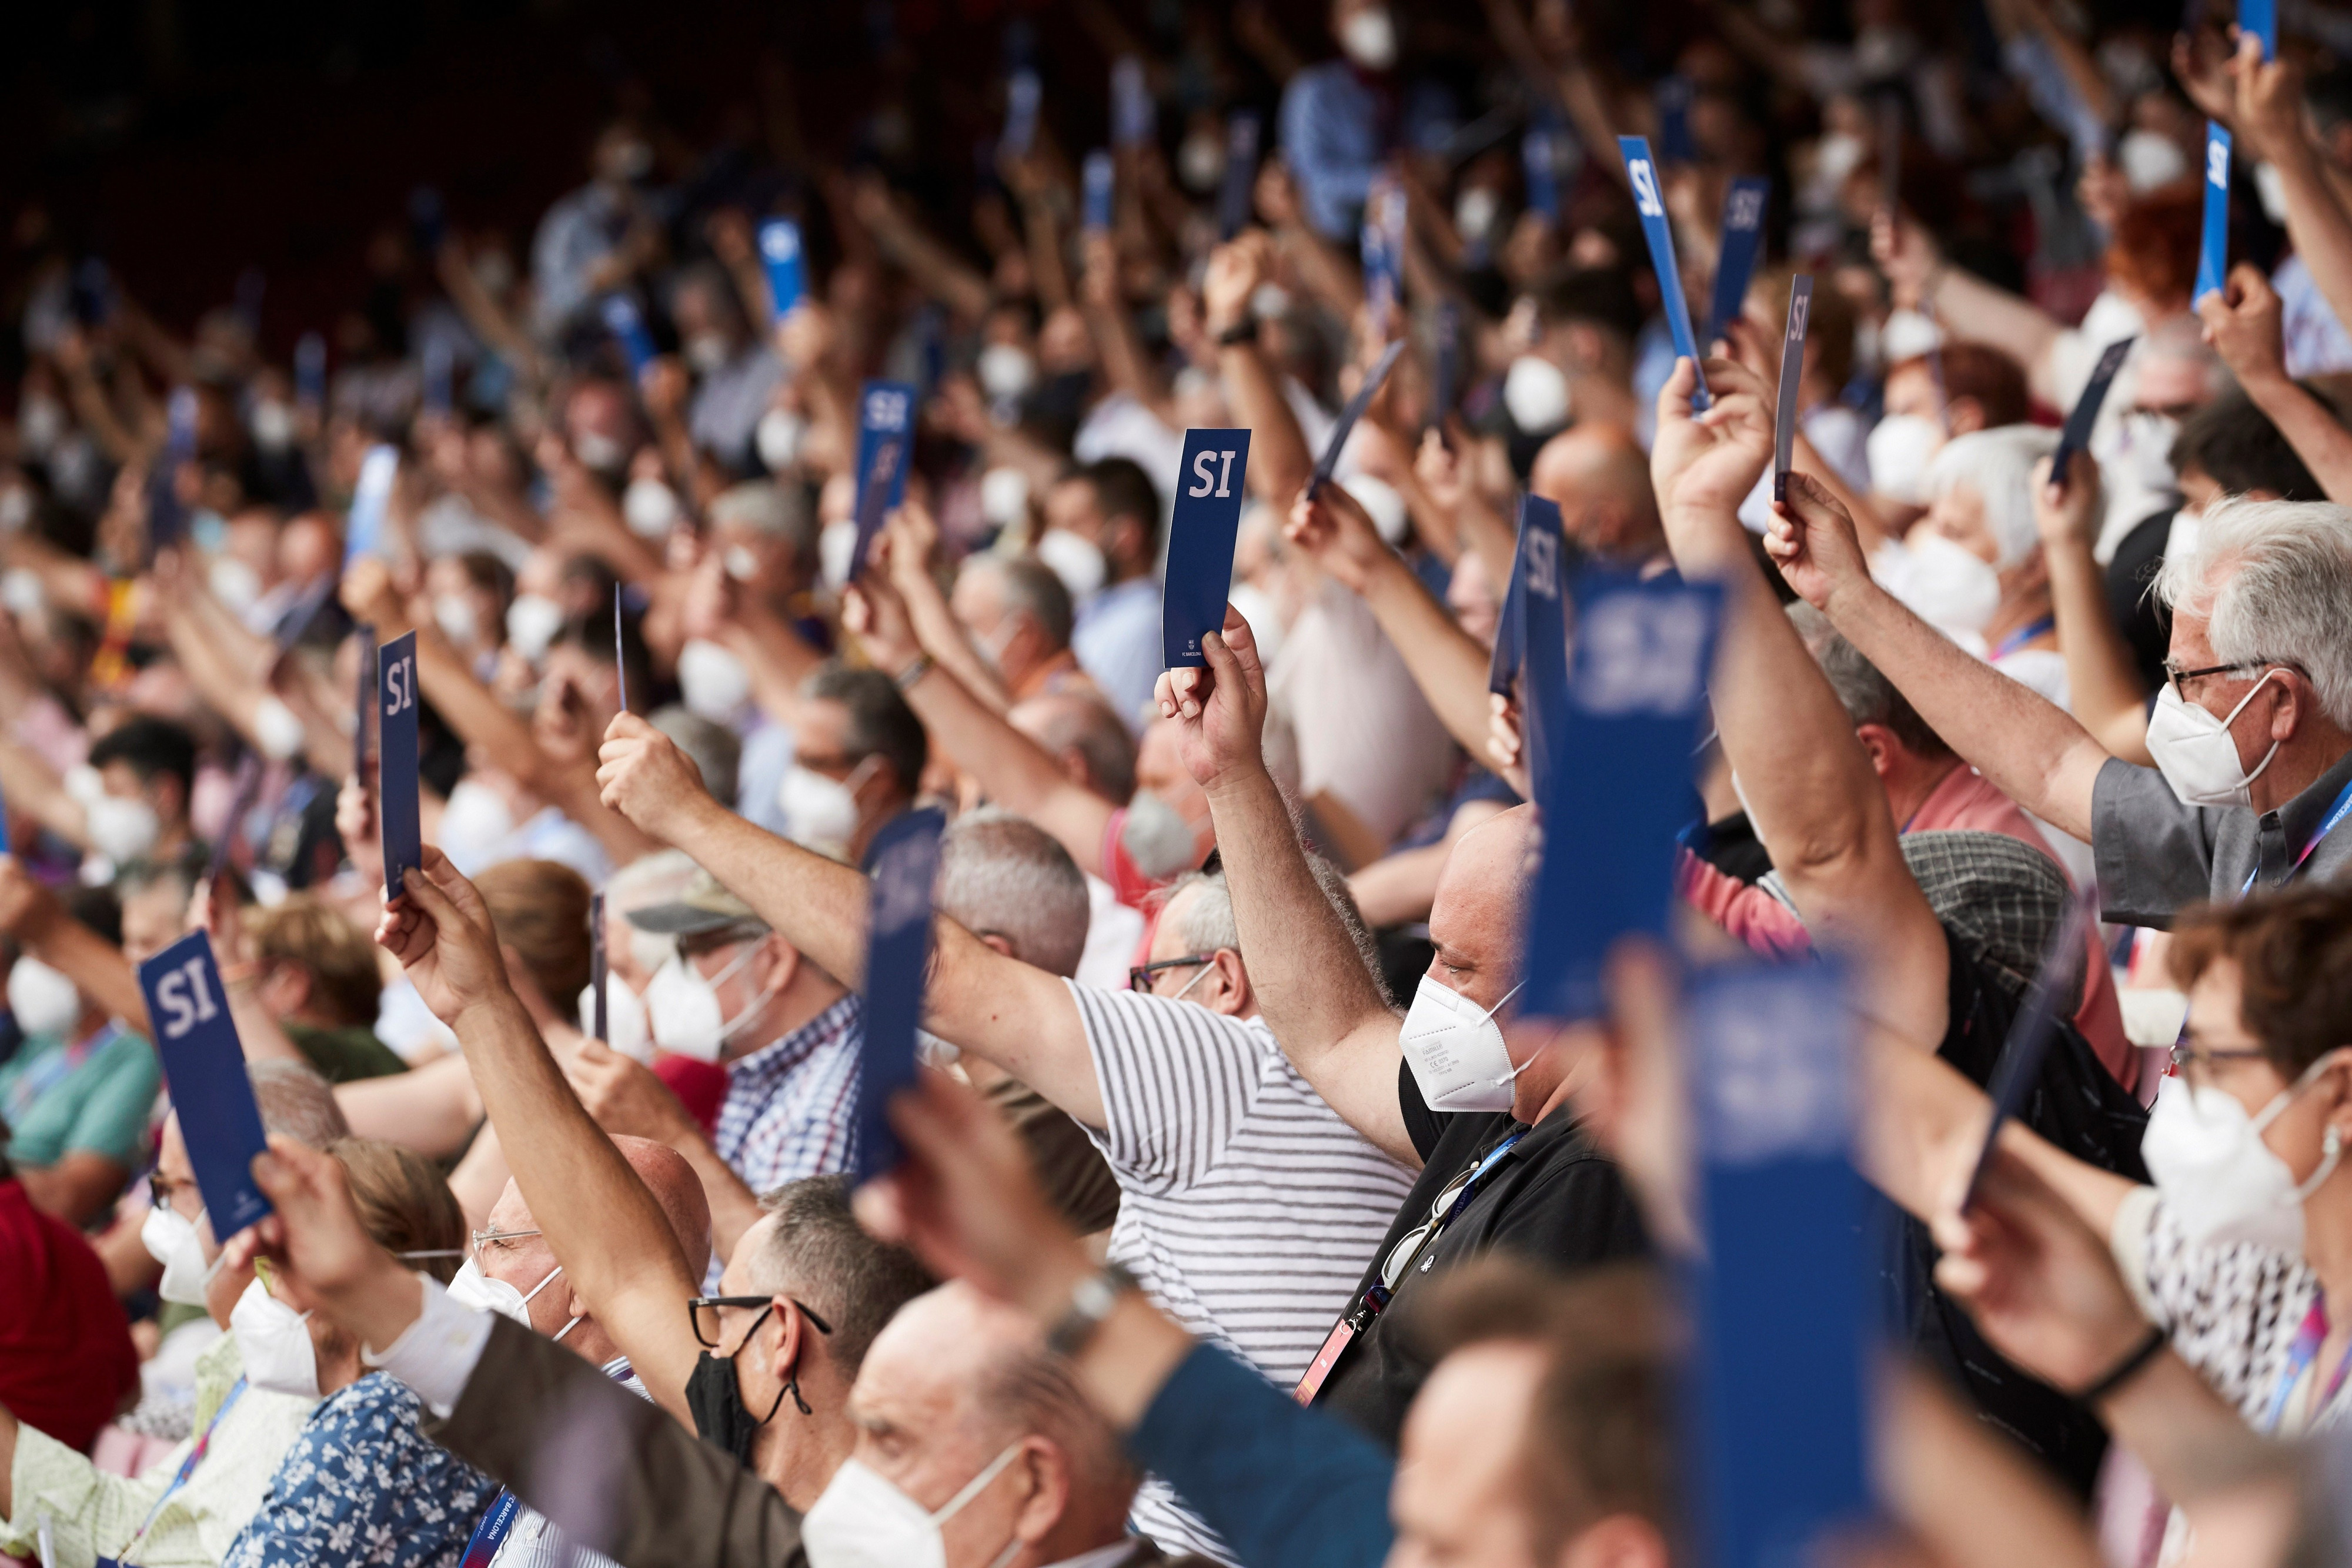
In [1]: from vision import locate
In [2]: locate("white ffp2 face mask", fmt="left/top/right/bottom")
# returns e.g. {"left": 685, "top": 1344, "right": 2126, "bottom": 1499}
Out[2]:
{"left": 801, "top": 1446, "right": 1025, "bottom": 1568}
{"left": 1397, "top": 977, "right": 1529, "bottom": 1114}
{"left": 1034, "top": 529, "right": 1108, "bottom": 602}
{"left": 677, "top": 638, "right": 753, "bottom": 722}
{"left": 232, "top": 1278, "right": 322, "bottom": 1398}
{"left": 7, "top": 957, "right": 84, "bottom": 1038}
{"left": 1502, "top": 355, "right": 1571, "bottom": 436}
{"left": 1887, "top": 531, "right": 2002, "bottom": 638}
{"left": 777, "top": 758, "right": 874, "bottom": 861}
{"left": 2141, "top": 1054, "right": 2348, "bottom": 1253}
{"left": 445, "top": 1256, "right": 583, "bottom": 1340}
{"left": 644, "top": 944, "right": 779, "bottom": 1063}
{"left": 142, "top": 1202, "right": 215, "bottom": 1306}
{"left": 2143, "top": 674, "right": 2284, "bottom": 810}
{"left": 582, "top": 973, "right": 656, "bottom": 1062}
{"left": 1865, "top": 414, "right": 1944, "bottom": 506}
{"left": 623, "top": 477, "right": 680, "bottom": 539}
{"left": 1338, "top": 6, "right": 1399, "bottom": 69}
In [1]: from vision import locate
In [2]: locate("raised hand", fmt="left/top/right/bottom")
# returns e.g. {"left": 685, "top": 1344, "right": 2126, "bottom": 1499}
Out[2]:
{"left": 1762, "top": 470, "right": 1872, "bottom": 611}
{"left": 1201, "top": 232, "right": 1274, "bottom": 336}
{"left": 1152, "top": 606, "right": 1270, "bottom": 792}
{"left": 1649, "top": 356, "right": 1773, "bottom": 563}
{"left": 373, "top": 846, "right": 517, "bottom": 1027}
{"left": 2031, "top": 450, "right": 2102, "bottom": 551}
{"left": 563, "top": 1035, "right": 696, "bottom": 1144}
{"left": 1485, "top": 692, "right": 1530, "bottom": 798}
{"left": 1870, "top": 209, "right": 1942, "bottom": 310}
{"left": 2199, "top": 263, "right": 2288, "bottom": 392}
{"left": 1284, "top": 481, "right": 1391, "bottom": 594}
{"left": 224, "top": 1136, "right": 419, "bottom": 1350}
{"left": 2228, "top": 31, "right": 2303, "bottom": 163}
{"left": 596, "top": 711, "right": 717, "bottom": 844}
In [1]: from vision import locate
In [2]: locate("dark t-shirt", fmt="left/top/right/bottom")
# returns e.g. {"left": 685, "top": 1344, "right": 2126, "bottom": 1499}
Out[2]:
{"left": 1882, "top": 927, "right": 2151, "bottom": 1499}
{"left": 283, "top": 1022, "right": 409, "bottom": 1084}
{"left": 1315, "top": 1069, "right": 1650, "bottom": 1445}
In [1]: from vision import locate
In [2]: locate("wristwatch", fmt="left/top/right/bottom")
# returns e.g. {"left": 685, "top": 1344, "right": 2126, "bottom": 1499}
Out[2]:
{"left": 893, "top": 653, "right": 934, "bottom": 692}
{"left": 1045, "top": 1262, "right": 1139, "bottom": 1359}
{"left": 1214, "top": 319, "right": 1260, "bottom": 348}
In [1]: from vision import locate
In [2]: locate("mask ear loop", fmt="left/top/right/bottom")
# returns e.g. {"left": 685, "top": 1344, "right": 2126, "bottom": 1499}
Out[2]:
{"left": 1479, "top": 982, "right": 1531, "bottom": 1088}
{"left": 2269, "top": 1048, "right": 2352, "bottom": 1199}
{"left": 2220, "top": 668, "right": 2287, "bottom": 787}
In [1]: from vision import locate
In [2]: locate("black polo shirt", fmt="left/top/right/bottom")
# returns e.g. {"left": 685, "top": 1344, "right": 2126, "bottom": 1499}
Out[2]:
{"left": 1314, "top": 1072, "right": 1650, "bottom": 1446}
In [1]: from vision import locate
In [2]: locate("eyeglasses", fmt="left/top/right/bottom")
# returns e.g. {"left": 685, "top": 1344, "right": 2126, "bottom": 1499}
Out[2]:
{"left": 1379, "top": 1157, "right": 1488, "bottom": 1292}
{"left": 2168, "top": 1039, "right": 2271, "bottom": 1079}
{"left": 2162, "top": 658, "right": 2291, "bottom": 701}
{"left": 1129, "top": 954, "right": 1215, "bottom": 993}
{"left": 149, "top": 1171, "right": 198, "bottom": 1215}
{"left": 688, "top": 1294, "right": 834, "bottom": 1351}
{"left": 470, "top": 1225, "right": 543, "bottom": 1264}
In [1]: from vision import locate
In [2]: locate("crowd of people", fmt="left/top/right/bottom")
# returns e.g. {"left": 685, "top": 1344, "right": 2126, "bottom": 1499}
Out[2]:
{"left": 8, "top": 0, "right": 2352, "bottom": 1561}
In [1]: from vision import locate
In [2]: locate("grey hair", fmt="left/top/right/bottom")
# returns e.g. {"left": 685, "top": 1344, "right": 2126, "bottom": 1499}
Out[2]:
{"left": 710, "top": 480, "right": 818, "bottom": 560}
{"left": 1924, "top": 424, "right": 2059, "bottom": 567}
{"left": 1786, "top": 603, "right": 1952, "bottom": 761}
{"left": 2139, "top": 313, "right": 2230, "bottom": 395}
{"left": 751, "top": 1176, "right": 934, "bottom": 1378}
{"left": 1014, "top": 694, "right": 1137, "bottom": 805}
{"left": 937, "top": 809, "right": 1092, "bottom": 979}
{"left": 2156, "top": 496, "right": 2352, "bottom": 728}
{"left": 1167, "top": 854, "right": 1388, "bottom": 1004}
{"left": 978, "top": 1331, "right": 1140, "bottom": 1507}
{"left": 975, "top": 555, "right": 1076, "bottom": 652}
{"left": 249, "top": 1060, "right": 351, "bottom": 1149}
{"left": 650, "top": 704, "right": 743, "bottom": 810}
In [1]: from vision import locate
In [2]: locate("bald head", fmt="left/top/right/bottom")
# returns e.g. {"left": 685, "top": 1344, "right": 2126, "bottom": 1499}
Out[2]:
{"left": 610, "top": 1135, "right": 714, "bottom": 1281}
{"left": 1529, "top": 424, "right": 1663, "bottom": 563}
{"left": 1427, "top": 806, "right": 1539, "bottom": 1012}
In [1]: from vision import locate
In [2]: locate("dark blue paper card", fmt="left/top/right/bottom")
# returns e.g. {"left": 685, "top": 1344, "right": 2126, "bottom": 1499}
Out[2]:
{"left": 848, "top": 380, "right": 917, "bottom": 581}
{"left": 139, "top": 932, "right": 274, "bottom": 1237}
{"left": 422, "top": 338, "right": 454, "bottom": 416}
{"left": 2052, "top": 336, "right": 2135, "bottom": 491}
{"left": 590, "top": 890, "right": 609, "bottom": 1046}
{"left": 1967, "top": 894, "right": 2095, "bottom": 1198}
{"left": 1112, "top": 56, "right": 1154, "bottom": 148}
{"left": 1517, "top": 496, "right": 1570, "bottom": 810}
{"left": 1488, "top": 509, "right": 1531, "bottom": 698}
{"left": 1431, "top": 300, "right": 1462, "bottom": 428}
{"left": 2197, "top": 122, "right": 2231, "bottom": 303}
{"left": 355, "top": 624, "right": 377, "bottom": 779}
{"left": 1220, "top": 112, "right": 1261, "bottom": 240}
{"left": 1523, "top": 124, "right": 1563, "bottom": 223}
{"left": 1686, "top": 961, "right": 1870, "bottom": 1568}
{"left": 207, "top": 753, "right": 264, "bottom": 885}
{"left": 1003, "top": 69, "right": 1043, "bottom": 158}
{"left": 601, "top": 295, "right": 657, "bottom": 379}
{"left": 855, "top": 807, "right": 945, "bottom": 1181}
{"left": 1704, "top": 178, "right": 1772, "bottom": 350}
{"left": 1656, "top": 76, "right": 1696, "bottom": 163}
{"left": 1619, "top": 137, "right": 1710, "bottom": 411}
{"left": 759, "top": 220, "right": 805, "bottom": 322}
{"left": 2243, "top": 0, "right": 2277, "bottom": 56}
{"left": 342, "top": 444, "right": 399, "bottom": 566}
{"left": 1161, "top": 429, "right": 1253, "bottom": 669}
{"left": 0, "top": 780, "right": 11, "bottom": 847}
{"left": 148, "top": 387, "right": 199, "bottom": 555}
{"left": 295, "top": 333, "right": 327, "bottom": 407}
{"left": 1773, "top": 276, "right": 1813, "bottom": 502}
{"left": 613, "top": 583, "right": 630, "bottom": 714}
{"left": 1083, "top": 152, "right": 1116, "bottom": 233}
{"left": 1522, "top": 568, "right": 1721, "bottom": 1019}
{"left": 377, "top": 631, "right": 422, "bottom": 901}
{"left": 1308, "top": 339, "right": 1408, "bottom": 496}
{"left": 1361, "top": 179, "right": 1406, "bottom": 337}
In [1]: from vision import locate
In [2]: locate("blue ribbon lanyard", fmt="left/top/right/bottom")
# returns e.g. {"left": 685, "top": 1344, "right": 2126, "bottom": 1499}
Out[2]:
{"left": 116, "top": 1378, "right": 248, "bottom": 1566}
{"left": 1989, "top": 616, "right": 2056, "bottom": 662}
{"left": 2240, "top": 777, "right": 2352, "bottom": 897}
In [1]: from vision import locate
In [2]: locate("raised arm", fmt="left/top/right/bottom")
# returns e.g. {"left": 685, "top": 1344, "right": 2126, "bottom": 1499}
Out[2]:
{"left": 1764, "top": 449, "right": 2113, "bottom": 842}
{"left": 593, "top": 713, "right": 1107, "bottom": 1125}
{"left": 1875, "top": 215, "right": 2068, "bottom": 404}
{"left": 0, "top": 858, "right": 148, "bottom": 1032}
{"left": 2234, "top": 37, "right": 2352, "bottom": 373}
{"left": 2032, "top": 451, "right": 2155, "bottom": 763}
{"left": 0, "top": 737, "right": 92, "bottom": 851}
{"left": 1651, "top": 359, "right": 1950, "bottom": 1049}
{"left": 374, "top": 846, "right": 705, "bottom": 1425}
{"left": 2200, "top": 265, "right": 2352, "bottom": 504}
{"left": 1202, "top": 235, "right": 1316, "bottom": 506}
{"left": 1155, "top": 609, "right": 1416, "bottom": 1164}
{"left": 1284, "top": 482, "right": 1496, "bottom": 763}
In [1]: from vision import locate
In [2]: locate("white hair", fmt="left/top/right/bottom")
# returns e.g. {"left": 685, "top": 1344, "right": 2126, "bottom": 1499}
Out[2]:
{"left": 1925, "top": 424, "right": 2059, "bottom": 567}
{"left": 2155, "top": 496, "right": 2352, "bottom": 728}
{"left": 937, "top": 810, "right": 1091, "bottom": 979}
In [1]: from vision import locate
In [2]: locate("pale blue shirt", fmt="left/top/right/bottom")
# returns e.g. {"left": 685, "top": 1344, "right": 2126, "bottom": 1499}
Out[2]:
{"left": 1072, "top": 578, "right": 1165, "bottom": 734}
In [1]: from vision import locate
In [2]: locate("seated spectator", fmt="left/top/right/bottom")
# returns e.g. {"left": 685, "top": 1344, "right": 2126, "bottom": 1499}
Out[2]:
{"left": 238, "top": 894, "right": 409, "bottom": 1082}
{"left": 1047, "top": 459, "right": 1165, "bottom": 733}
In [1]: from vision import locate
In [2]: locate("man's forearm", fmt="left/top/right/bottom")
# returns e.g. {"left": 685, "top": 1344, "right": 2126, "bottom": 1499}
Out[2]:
{"left": 901, "top": 664, "right": 1113, "bottom": 877}
{"left": 1927, "top": 268, "right": 2064, "bottom": 403}
{"left": 1359, "top": 555, "right": 1499, "bottom": 761}
{"left": 2271, "top": 138, "right": 2352, "bottom": 356}
{"left": 670, "top": 1129, "right": 765, "bottom": 1265}
{"left": 1823, "top": 577, "right": 2107, "bottom": 841}
{"left": 2044, "top": 537, "right": 2152, "bottom": 764}
{"left": 29, "top": 918, "right": 146, "bottom": 1035}
{"left": 664, "top": 797, "right": 873, "bottom": 991}
{"left": 2244, "top": 369, "right": 2352, "bottom": 504}
{"left": 1218, "top": 345, "right": 1313, "bottom": 504}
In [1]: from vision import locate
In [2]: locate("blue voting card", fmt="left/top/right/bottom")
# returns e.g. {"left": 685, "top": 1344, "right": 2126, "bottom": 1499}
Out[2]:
{"left": 1685, "top": 961, "right": 1871, "bottom": 1568}
{"left": 422, "top": 337, "right": 454, "bottom": 416}
{"left": 601, "top": 295, "right": 657, "bottom": 379}
{"left": 1220, "top": 112, "right": 1261, "bottom": 240}
{"left": 1112, "top": 56, "right": 1154, "bottom": 148}
{"left": 1488, "top": 505, "right": 1538, "bottom": 697}
{"left": 1522, "top": 567, "right": 1722, "bottom": 1019}
{"left": 295, "top": 332, "right": 327, "bottom": 407}
{"left": 855, "top": 807, "right": 946, "bottom": 1181}
{"left": 1003, "top": 69, "right": 1043, "bottom": 158}
{"left": 1773, "top": 276, "right": 1813, "bottom": 503}
{"left": 1083, "top": 151, "right": 1116, "bottom": 233}
{"left": 1361, "top": 179, "right": 1406, "bottom": 337}
{"left": 848, "top": 380, "right": 917, "bottom": 581}
{"left": 377, "top": 631, "right": 422, "bottom": 901}
{"left": 0, "top": 777, "right": 11, "bottom": 847}
{"left": 1522, "top": 123, "right": 1563, "bottom": 224}
{"left": 2243, "top": 0, "right": 2277, "bottom": 56}
{"left": 613, "top": 583, "right": 630, "bottom": 713}
{"left": 148, "top": 387, "right": 199, "bottom": 555}
{"left": 2051, "top": 336, "right": 2135, "bottom": 492}
{"left": 1308, "top": 339, "right": 1408, "bottom": 497}
{"left": 2197, "top": 122, "right": 2232, "bottom": 304}
{"left": 759, "top": 219, "right": 805, "bottom": 323}
{"left": 343, "top": 444, "right": 399, "bottom": 566}
{"left": 354, "top": 623, "right": 377, "bottom": 779}
{"left": 1517, "top": 496, "right": 1571, "bottom": 811}
{"left": 139, "top": 932, "right": 275, "bottom": 1238}
{"left": 590, "top": 890, "right": 609, "bottom": 1046}
{"left": 1431, "top": 300, "right": 1462, "bottom": 429}
{"left": 1656, "top": 75, "right": 1696, "bottom": 163}
{"left": 1966, "top": 894, "right": 2096, "bottom": 1199}
{"left": 1161, "top": 429, "right": 1254, "bottom": 669}
{"left": 206, "top": 753, "right": 264, "bottom": 885}
{"left": 1618, "top": 137, "right": 1710, "bottom": 412}
{"left": 1703, "top": 178, "right": 1772, "bottom": 350}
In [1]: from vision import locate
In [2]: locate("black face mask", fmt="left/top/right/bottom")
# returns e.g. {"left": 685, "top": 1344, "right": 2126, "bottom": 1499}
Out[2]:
{"left": 686, "top": 1308, "right": 792, "bottom": 1465}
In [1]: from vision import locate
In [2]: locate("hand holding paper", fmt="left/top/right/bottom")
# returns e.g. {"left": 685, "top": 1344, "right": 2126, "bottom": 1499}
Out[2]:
{"left": 139, "top": 932, "right": 273, "bottom": 1236}
{"left": 1154, "top": 606, "right": 1271, "bottom": 797}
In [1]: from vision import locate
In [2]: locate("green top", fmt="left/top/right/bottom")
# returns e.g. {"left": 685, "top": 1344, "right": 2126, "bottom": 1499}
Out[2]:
{"left": 0, "top": 1027, "right": 160, "bottom": 1170}
{"left": 283, "top": 1022, "right": 409, "bottom": 1084}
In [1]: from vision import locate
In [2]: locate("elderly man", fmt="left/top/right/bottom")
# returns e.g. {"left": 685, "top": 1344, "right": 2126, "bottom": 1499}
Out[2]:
{"left": 1770, "top": 490, "right": 2352, "bottom": 924}
{"left": 214, "top": 1145, "right": 1218, "bottom": 1568}
{"left": 950, "top": 556, "right": 1097, "bottom": 706}
{"left": 595, "top": 714, "right": 1414, "bottom": 1560}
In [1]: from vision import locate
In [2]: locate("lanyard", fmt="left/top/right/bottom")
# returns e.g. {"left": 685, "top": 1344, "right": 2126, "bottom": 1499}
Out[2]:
{"left": 1367, "top": 1128, "right": 1530, "bottom": 1314}
{"left": 459, "top": 1358, "right": 637, "bottom": 1567}
{"left": 4, "top": 1025, "right": 115, "bottom": 1127}
{"left": 2240, "top": 777, "right": 2352, "bottom": 897}
{"left": 2262, "top": 1300, "right": 2352, "bottom": 1433}
{"left": 1989, "top": 616, "right": 2056, "bottom": 662}
{"left": 117, "top": 1378, "right": 246, "bottom": 1565}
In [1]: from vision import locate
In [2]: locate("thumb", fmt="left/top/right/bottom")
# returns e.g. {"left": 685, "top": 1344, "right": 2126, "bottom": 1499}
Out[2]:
{"left": 399, "top": 864, "right": 470, "bottom": 938}
{"left": 604, "top": 710, "right": 656, "bottom": 745}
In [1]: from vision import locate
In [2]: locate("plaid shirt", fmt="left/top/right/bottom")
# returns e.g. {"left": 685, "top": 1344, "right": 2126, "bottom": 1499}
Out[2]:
{"left": 712, "top": 993, "right": 864, "bottom": 1203}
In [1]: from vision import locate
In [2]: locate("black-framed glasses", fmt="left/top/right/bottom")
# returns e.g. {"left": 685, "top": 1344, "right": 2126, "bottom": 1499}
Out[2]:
{"left": 2163, "top": 658, "right": 2290, "bottom": 701}
{"left": 689, "top": 1294, "right": 834, "bottom": 1351}
{"left": 149, "top": 1171, "right": 199, "bottom": 1214}
{"left": 1129, "top": 954, "right": 1215, "bottom": 993}
{"left": 2168, "top": 1040, "right": 2271, "bottom": 1079}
